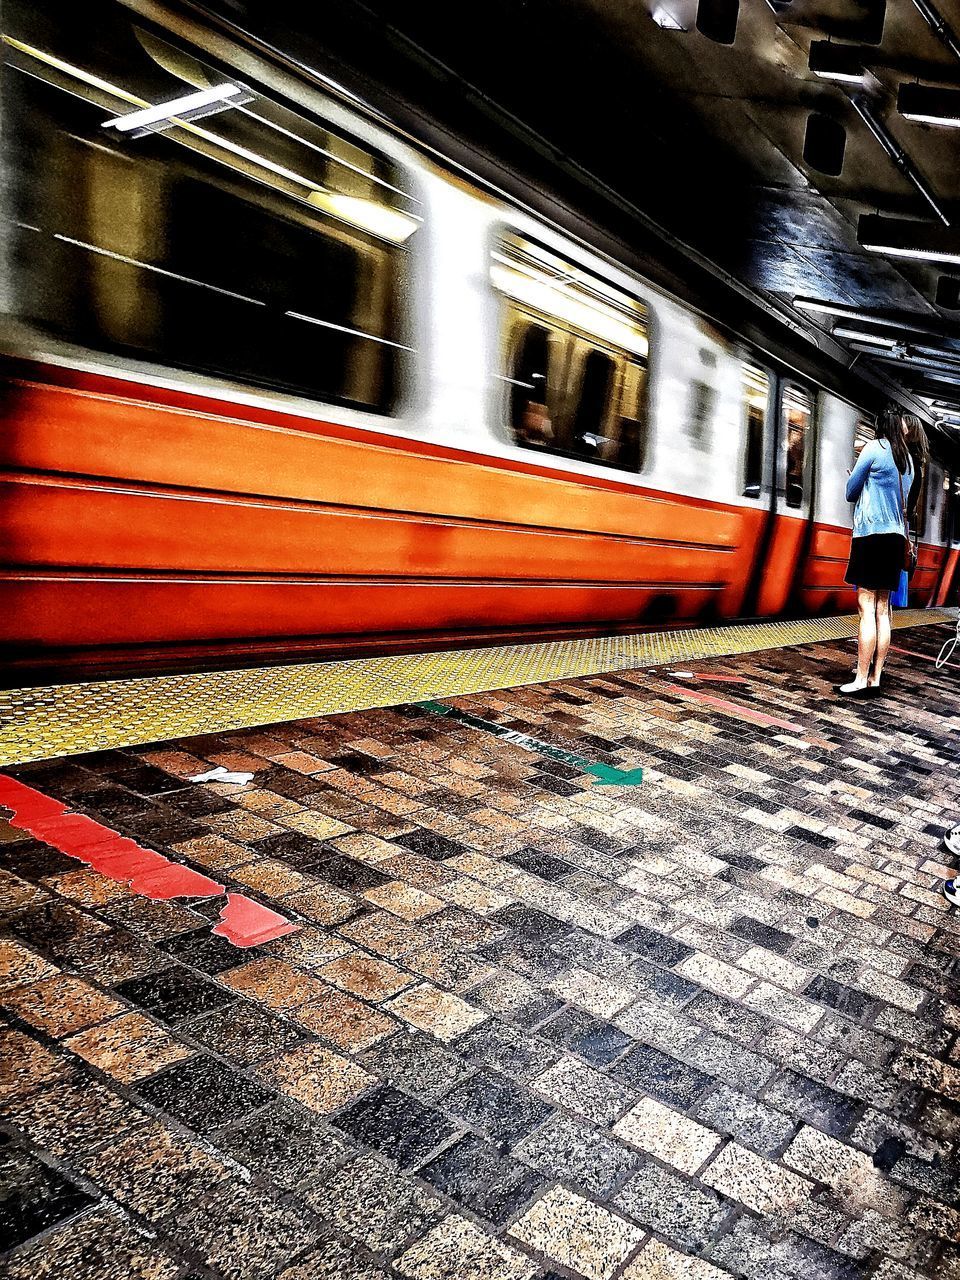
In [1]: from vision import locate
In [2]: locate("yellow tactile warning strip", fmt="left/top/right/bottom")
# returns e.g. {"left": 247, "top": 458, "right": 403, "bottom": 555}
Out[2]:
{"left": 2, "top": 608, "right": 956, "bottom": 766}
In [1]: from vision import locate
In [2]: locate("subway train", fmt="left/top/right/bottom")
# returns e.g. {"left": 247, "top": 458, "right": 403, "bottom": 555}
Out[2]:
{"left": 2, "top": 0, "right": 958, "bottom": 681}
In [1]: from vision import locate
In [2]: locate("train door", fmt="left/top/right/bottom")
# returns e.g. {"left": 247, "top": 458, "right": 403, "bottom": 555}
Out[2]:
{"left": 913, "top": 458, "right": 943, "bottom": 606}
{"left": 797, "top": 401, "right": 864, "bottom": 615}
{"left": 736, "top": 362, "right": 777, "bottom": 616}
{"left": 754, "top": 380, "right": 815, "bottom": 615}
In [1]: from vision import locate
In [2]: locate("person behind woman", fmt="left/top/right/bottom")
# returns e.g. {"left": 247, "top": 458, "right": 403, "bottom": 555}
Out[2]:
{"left": 839, "top": 406, "right": 914, "bottom": 696}
{"left": 902, "top": 413, "right": 930, "bottom": 531}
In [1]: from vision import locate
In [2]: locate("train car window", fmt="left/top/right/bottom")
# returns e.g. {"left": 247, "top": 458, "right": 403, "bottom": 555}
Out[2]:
{"left": 853, "top": 418, "right": 873, "bottom": 462}
{"left": 782, "top": 384, "right": 812, "bottom": 509}
{"left": 571, "top": 349, "right": 616, "bottom": 460}
{"left": 742, "top": 364, "right": 768, "bottom": 498}
{"left": 2, "top": 1, "right": 419, "bottom": 411}
{"left": 510, "top": 323, "right": 555, "bottom": 450}
{"left": 492, "top": 232, "right": 649, "bottom": 471}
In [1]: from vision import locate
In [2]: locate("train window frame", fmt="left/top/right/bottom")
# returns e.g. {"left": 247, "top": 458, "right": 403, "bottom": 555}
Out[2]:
{"left": 941, "top": 473, "right": 956, "bottom": 544}
{"left": 741, "top": 362, "right": 769, "bottom": 500}
{"left": 852, "top": 417, "right": 874, "bottom": 463}
{"left": 1, "top": 3, "right": 420, "bottom": 415}
{"left": 781, "top": 382, "right": 813, "bottom": 510}
{"left": 492, "top": 228, "right": 650, "bottom": 473}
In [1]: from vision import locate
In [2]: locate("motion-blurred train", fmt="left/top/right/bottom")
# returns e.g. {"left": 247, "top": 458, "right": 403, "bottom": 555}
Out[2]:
{"left": 2, "top": 0, "right": 958, "bottom": 680}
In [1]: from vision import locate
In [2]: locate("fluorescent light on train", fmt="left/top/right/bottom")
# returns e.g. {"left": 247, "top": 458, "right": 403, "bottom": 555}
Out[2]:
{"left": 307, "top": 192, "right": 420, "bottom": 243}
{"left": 858, "top": 214, "right": 960, "bottom": 265}
{"left": 808, "top": 40, "right": 864, "bottom": 84}
{"left": 832, "top": 327, "right": 898, "bottom": 346}
{"left": 103, "top": 84, "right": 244, "bottom": 134}
{"left": 898, "top": 82, "right": 960, "bottom": 128}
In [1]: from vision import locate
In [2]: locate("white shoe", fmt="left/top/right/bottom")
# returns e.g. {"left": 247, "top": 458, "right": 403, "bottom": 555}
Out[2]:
{"left": 944, "top": 826, "right": 960, "bottom": 858}
{"left": 943, "top": 879, "right": 960, "bottom": 908}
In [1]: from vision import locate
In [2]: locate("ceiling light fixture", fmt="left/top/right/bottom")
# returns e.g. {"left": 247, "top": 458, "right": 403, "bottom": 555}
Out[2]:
{"left": 103, "top": 83, "right": 247, "bottom": 137}
{"left": 898, "top": 82, "right": 960, "bottom": 128}
{"left": 793, "top": 296, "right": 952, "bottom": 338}
{"left": 832, "top": 326, "right": 898, "bottom": 346}
{"left": 651, "top": 7, "right": 688, "bottom": 29}
{"left": 858, "top": 214, "right": 960, "bottom": 264}
{"left": 809, "top": 40, "right": 864, "bottom": 84}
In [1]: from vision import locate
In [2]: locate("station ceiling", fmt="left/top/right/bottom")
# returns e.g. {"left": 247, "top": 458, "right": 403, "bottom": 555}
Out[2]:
{"left": 203, "top": 0, "right": 960, "bottom": 441}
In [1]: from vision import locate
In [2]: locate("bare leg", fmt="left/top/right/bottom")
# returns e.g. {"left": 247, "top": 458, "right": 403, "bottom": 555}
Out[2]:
{"left": 870, "top": 590, "right": 892, "bottom": 686}
{"left": 841, "top": 587, "right": 877, "bottom": 692}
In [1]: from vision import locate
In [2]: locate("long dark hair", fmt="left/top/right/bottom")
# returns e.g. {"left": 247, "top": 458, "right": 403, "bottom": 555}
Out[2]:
{"left": 902, "top": 413, "right": 929, "bottom": 520}
{"left": 874, "top": 407, "right": 911, "bottom": 475}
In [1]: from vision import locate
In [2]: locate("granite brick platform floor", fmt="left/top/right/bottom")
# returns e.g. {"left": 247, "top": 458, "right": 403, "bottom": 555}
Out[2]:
{"left": 2, "top": 623, "right": 960, "bottom": 1280}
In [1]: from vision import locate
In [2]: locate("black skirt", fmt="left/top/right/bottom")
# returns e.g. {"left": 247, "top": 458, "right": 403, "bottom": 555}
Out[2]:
{"left": 845, "top": 533, "right": 905, "bottom": 592}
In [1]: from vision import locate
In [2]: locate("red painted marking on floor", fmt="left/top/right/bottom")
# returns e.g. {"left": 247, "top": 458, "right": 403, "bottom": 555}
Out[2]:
{"left": 213, "top": 896, "right": 300, "bottom": 947}
{"left": 84, "top": 841, "right": 171, "bottom": 877}
{"left": 24, "top": 813, "right": 121, "bottom": 854}
{"left": 891, "top": 645, "right": 959, "bottom": 669}
{"left": 129, "top": 863, "right": 225, "bottom": 900}
{"left": 0, "top": 773, "right": 298, "bottom": 944}
{"left": 213, "top": 892, "right": 299, "bottom": 947}
{"left": 0, "top": 776, "right": 68, "bottom": 820}
{"left": 690, "top": 674, "right": 752, "bottom": 684}
{"left": 659, "top": 684, "right": 810, "bottom": 735}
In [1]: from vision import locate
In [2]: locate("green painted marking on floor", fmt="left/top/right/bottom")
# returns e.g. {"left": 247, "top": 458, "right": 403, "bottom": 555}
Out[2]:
{"left": 416, "top": 700, "right": 643, "bottom": 786}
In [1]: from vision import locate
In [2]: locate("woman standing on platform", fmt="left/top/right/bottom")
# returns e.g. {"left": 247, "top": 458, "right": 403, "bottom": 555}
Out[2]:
{"left": 839, "top": 407, "right": 913, "bottom": 697}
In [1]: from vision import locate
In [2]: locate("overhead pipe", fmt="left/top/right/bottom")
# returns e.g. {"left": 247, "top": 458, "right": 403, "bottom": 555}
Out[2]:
{"left": 850, "top": 95, "right": 951, "bottom": 226}
{"left": 908, "top": 0, "right": 960, "bottom": 63}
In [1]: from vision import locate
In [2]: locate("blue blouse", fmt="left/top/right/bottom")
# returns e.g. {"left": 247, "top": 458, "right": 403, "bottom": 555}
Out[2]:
{"left": 846, "top": 440, "right": 913, "bottom": 539}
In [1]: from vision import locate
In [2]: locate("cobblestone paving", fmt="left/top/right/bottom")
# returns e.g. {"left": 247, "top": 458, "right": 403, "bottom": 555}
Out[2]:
{"left": 2, "top": 626, "right": 960, "bottom": 1279}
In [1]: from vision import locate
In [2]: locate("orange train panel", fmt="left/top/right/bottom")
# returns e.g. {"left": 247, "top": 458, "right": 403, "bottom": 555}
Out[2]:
{"left": 800, "top": 522, "right": 856, "bottom": 615}
{"left": 755, "top": 515, "right": 807, "bottom": 616}
{"left": 1, "top": 380, "right": 739, "bottom": 546}
{"left": 803, "top": 522, "right": 852, "bottom": 594}
{"left": 802, "top": 524, "right": 947, "bottom": 610}
{"left": 911, "top": 543, "right": 945, "bottom": 607}
{"left": 0, "top": 577, "right": 726, "bottom": 648}
{"left": 0, "top": 476, "right": 740, "bottom": 587}
{"left": 935, "top": 547, "right": 960, "bottom": 606}
{"left": 0, "top": 372, "right": 771, "bottom": 664}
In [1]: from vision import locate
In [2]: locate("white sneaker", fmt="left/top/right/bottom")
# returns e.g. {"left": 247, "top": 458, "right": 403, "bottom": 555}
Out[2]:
{"left": 943, "top": 879, "right": 960, "bottom": 908}
{"left": 944, "top": 826, "right": 960, "bottom": 858}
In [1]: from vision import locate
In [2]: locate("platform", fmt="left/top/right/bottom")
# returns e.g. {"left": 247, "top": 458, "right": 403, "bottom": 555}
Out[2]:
{"left": 2, "top": 607, "right": 956, "bottom": 766}
{"left": 2, "top": 612, "right": 960, "bottom": 1279}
